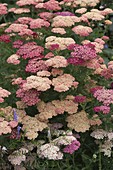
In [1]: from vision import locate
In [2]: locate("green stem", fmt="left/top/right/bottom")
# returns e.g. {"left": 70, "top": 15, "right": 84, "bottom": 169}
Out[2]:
{"left": 99, "top": 142, "right": 102, "bottom": 170}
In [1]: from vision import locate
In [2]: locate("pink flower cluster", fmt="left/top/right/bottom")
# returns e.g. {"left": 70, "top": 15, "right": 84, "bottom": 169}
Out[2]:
{"left": 0, "top": 3, "right": 7, "bottom": 15}
{"left": 93, "top": 105, "right": 110, "bottom": 114}
{"left": 67, "top": 43, "right": 97, "bottom": 65}
{"left": 63, "top": 140, "right": 80, "bottom": 154}
{"left": 16, "top": 88, "right": 40, "bottom": 106}
{"left": 25, "top": 58, "right": 48, "bottom": 73}
{"left": 16, "top": 42, "right": 44, "bottom": 59}
{"left": 0, "top": 34, "right": 10, "bottom": 43}
{"left": 74, "top": 95, "right": 86, "bottom": 103}
{"left": 72, "top": 25, "right": 93, "bottom": 36}
{"left": 93, "top": 88, "right": 113, "bottom": 106}
{"left": 43, "top": 0, "right": 61, "bottom": 11}
{"left": 0, "top": 87, "right": 11, "bottom": 103}
{"left": 0, "top": 113, "right": 18, "bottom": 136}
{"left": 90, "top": 86, "right": 103, "bottom": 94}
{"left": 13, "top": 40, "right": 23, "bottom": 48}
{"left": 5, "top": 23, "right": 28, "bottom": 33}
{"left": 30, "top": 18, "right": 50, "bottom": 29}
{"left": 16, "top": 0, "right": 37, "bottom": 6}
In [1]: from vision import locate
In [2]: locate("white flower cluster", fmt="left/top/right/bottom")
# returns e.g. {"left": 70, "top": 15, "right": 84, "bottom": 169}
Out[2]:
{"left": 8, "top": 148, "right": 28, "bottom": 165}
{"left": 37, "top": 143, "right": 63, "bottom": 160}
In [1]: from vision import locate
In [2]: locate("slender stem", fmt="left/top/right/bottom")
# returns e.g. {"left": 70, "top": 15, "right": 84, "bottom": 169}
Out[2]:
{"left": 99, "top": 142, "right": 102, "bottom": 170}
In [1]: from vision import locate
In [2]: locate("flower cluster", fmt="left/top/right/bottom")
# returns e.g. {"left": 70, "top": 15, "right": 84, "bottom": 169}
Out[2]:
{"left": 93, "top": 88, "right": 113, "bottom": 106}
{"left": 0, "top": 0, "right": 113, "bottom": 167}
{"left": 36, "top": 97, "right": 78, "bottom": 121}
{"left": 66, "top": 110, "right": 90, "bottom": 132}
{"left": 93, "top": 105, "right": 110, "bottom": 114}
{"left": 45, "top": 36, "right": 75, "bottom": 50}
{"left": 0, "top": 87, "right": 11, "bottom": 103}
{"left": 8, "top": 148, "right": 28, "bottom": 165}
{"left": 63, "top": 140, "right": 80, "bottom": 154}
{"left": 0, "top": 3, "right": 7, "bottom": 15}
{"left": 37, "top": 143, "right": 63, "bottom": 160}
{"left": 67, "top": 43, "right": 97, "bottom": 65}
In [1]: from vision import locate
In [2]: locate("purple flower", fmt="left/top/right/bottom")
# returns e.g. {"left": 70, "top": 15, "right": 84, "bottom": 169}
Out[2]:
{"left": 54, "top": 11, "right": 75, "bottom": 16}
{"left": 17, "top": 126, "right": 21, "bottom": 138}
{"left": 13, "top": 109, "right": 18, "bottom": 121}
{"left": 104, "top": 44, "right": 108, "bottom": 49}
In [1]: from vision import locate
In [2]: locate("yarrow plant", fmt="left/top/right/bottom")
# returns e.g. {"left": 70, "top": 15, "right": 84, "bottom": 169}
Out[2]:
{"left": 0, "top": 0, "right": 113, "bottom": 169}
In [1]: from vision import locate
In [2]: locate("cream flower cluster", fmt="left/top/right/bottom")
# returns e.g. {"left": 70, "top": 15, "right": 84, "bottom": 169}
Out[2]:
{"left": 66, "top": 110, "right": 90, "bottom": 132}
{"left": 0, "top": 118, "right": 11, "bottom": 135}
{"left": 37, "top": 143, "right": 63, "bottom": 160}
{"left": 45, "top": 36, "right": 75, "bottom": 50}
{"left": 1, "top": 106, "right": 26, "bottom": 122}
{"left": 22, "top": 115, "right": 47, "bottom": 140}
{"left": 52, "top": 16, "right": 80, "bottom": 27}
{"left": 51, "top": 28, "right": 66, "bottom": 35}
{"left": 45, "top": 55, "right": 68, "bottom": 68}
{"left": 8, "top": 7, "right": 30, "bottom": 14}
{"left": 60, "top": 0, "right": 100, "bottom": 7}
{"left": 52, "top": 74, "right": 76, "bottom": 92}
{"left": 8, "top": 148, "right": 28, "bottom": 165}
{"left": 36, "top": 98, "right": 78, "bottom": 121}
{"left": 23, "top": 73, "right": 77, "bottom": 93}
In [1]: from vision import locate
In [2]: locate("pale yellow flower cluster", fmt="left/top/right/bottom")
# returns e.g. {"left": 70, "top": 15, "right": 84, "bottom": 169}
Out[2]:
{"left": 75, "top": 0, "right": 100, "bottom": 7}
{"left": 22, "top": 115, "right": 47, "bottom": 140}
{"left": 60, "top": 0, "right": 100, "bottom": 7}
{"left": 45, "top": 36, "right": 75, "bottom": 50}
{"left": 66, "top": 110, "right": 90, "bottom": 132}
{"left": 82, "top": 10, "right": 104, "bottom": 21}
{"left": 52, "top": 74, "right": 76, "bottom": 92}
{"left": 75, "top": 8, "right": 87, "bottom": 14}
{"left": 36, "top": 98, "right": 78, "bottom": 121}
{"left": 1, "top": 106, "right": 26, "bottom": 122}
{"left": 23, "top": 75, "right": 51, "bottom": 91}
{"left": 52, "top": 16, "right": 80, "bottom": 27}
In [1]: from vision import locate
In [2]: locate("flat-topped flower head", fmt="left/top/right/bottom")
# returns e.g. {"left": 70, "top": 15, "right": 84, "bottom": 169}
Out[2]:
{"left": 0, "top": 3, "right": 8, "bottom": 15}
